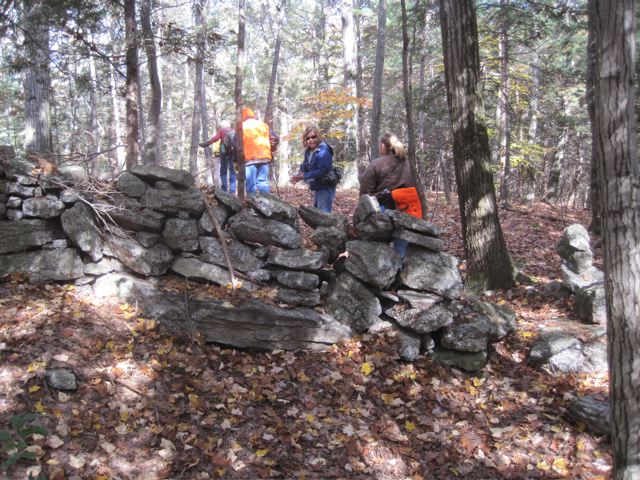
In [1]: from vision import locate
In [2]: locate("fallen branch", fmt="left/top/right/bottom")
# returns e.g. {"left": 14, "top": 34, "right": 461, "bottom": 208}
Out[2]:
{"left": 201, "top": 193, "right": 239, "bottom": 292}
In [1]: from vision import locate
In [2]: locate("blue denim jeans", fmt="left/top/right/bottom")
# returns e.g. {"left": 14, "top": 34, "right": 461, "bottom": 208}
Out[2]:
{"left": 246, "top": 162, "right": 270, "bottom": 195}
{"left": 220, "top": 154, "right": 236, "bottom": 193}
{"left": 313, "top": 187, "right": 336, "bottom": 213}
{"left": 379, "top": 204, "right": 409, "bottom": 258}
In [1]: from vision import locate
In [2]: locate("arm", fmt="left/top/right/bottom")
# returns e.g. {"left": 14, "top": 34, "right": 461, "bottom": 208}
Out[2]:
{"left": 200, "top": 128, "right": 226, "bottom": 147}
{"left": 302, "top": 146, "right": 332, "bottom": 181}
{"left": 359, "top": 162, "right": 378, "bottom": 196}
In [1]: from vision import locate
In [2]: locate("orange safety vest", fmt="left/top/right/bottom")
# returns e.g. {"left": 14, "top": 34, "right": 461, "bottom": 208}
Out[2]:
{"left": 242, "top": 118, "right": 272, "bottom": 162}
{"left": 391, "top": 187, "right": 422, "bottom": 218}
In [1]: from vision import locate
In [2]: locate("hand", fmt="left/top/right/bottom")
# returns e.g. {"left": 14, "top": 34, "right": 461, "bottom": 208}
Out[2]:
{"left": 199, "top": 142, "right": 208, "bottom": 148}
{"left": 290, "top": 173, "right": 304, "bottom": 184}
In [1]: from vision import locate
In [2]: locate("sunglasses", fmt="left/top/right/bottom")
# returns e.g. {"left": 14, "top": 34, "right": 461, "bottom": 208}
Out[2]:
{"left": 306, "top": 134, "right": 318, "bottom": 141}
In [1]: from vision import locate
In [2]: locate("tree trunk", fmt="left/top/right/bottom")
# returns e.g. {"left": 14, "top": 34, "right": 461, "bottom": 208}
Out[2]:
{"left": 124, "top": 0, "right": 139, "bottom": 169}
{"left": 265, "top": 0, "right": 286, "bottom": 127}
{"left": 189, "top": 0, "right": 207, "bottom": 180}
{"left": 401, "top": 0, "right": 428, "bottom": 218}
{"left": 497, "top": 0, "right": 511, "bottom": 205}
{"left": 586, "top": 0, "right": 601, "bottom": 235}
{"left": 141, "top": 0, "right": 162, "bottom": 166}
{"left": 370, "top": 0, "right": 386, "bottom": 161}
{"left": 235, "top": 0, "right": 247, "bottom": 200}
{"left": 592, "top": 1, "right": 640, "bottom": 478}
{"left": 522, "top": 53, "right": 540, "bottom": 201}
{"left": 439, "top": 0, "right": 515, "bottom": 293}
{"left": 341, "top": 0, "right": 358, "bottom": 165}
{"left": 87, "top": 31, "right": 100, "bottom": 177}
{"left": 23, "top": 0, "right": 52, "bottom": 159}
{"left": 107, "top": 14, "right": 125, "bottom": 176}
{"left": 355, "top": 6, "right": 368, "bottom": 175}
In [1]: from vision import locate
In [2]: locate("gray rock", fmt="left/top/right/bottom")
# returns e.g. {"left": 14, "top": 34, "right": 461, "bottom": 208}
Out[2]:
{"left": 0, "top": 248, "right": 84, "bottom": 283}
{"left": 45, "top": 369, "right": 77, "bottom": 391}
{"left": 136, "top": 231, "right": 161, "bottom": 248}
{"left": 385, "top": 209, "right": 442, "bottom": 237}
{"left": 354, "top": 212, "right": 394, "bottom": 241}
{"left": 6, "top": 209, "right": 22, "bottom": 220}
{"left": 276, "top": 287, "right": 321, "bottom": 307}
{"left": 163, "top": 218, "right": 199, "bottom": 252}
{"left": 557, "top": 224, "right": 593, "bottom": 273}
{"left": 129, "top": 165, "right": 195, "bottom": 188}
{"left": 248, "top": 192, "right": 299, "bottom": 226}
{"left": 352, "top": 194, "right": 380, "bottom": 225}
{"left": 267, "top": 248, "right": 329, "bottom": 271}
{"left": 575, "top": 284, "right": 607, "bottom": 325}
{"left": 310, "top": 226, "right": 347, "bottom": 260}
{"left": 143, "top": 187, "right": 204, "bottom": 216}
{"left": 561, "top": 264, "right": 604, "bottom": 293}
{"left": 344, "top": 240, "right": 402, "bottom": 290}
{"left": 390, "top": 303, "right": 454, "bottom": 334}
{"left": 432, "top": 347, "right": 488, "bottom": 372}
{"left": 327, "top": 272, "right": 382, "bottom": 333}
{"left": 6, "top": 181, "right": 36, "bottom": 197}
{"left": 392, "top": 229, "right": 443, "bottom": 252}
{"left": 61, "top": 202, "right": 104, "bottom": 262}
{"left": 198, "top": 204, "right": 230, "bottom": 234}
{"left": 228, "top": 210, "right": 301, "bottom": 249}
{"left": 106, "top": 235, "right": 173, "bottom": 276}
{"left": 401, "top": 247, "right": 463, "bottom": 299}
{"left": 528, "top": 330, "right": 608, "bottom": 374}
{"left": 22, "top": 195, "right": 66, "bottom": 219}
{"left": 273, "top": 270, "right": 319, "bottom": 291}
{"left": 298, "top": 205, "right": 348, "bottom": 231}
{"left": 171, "top": 256, "right": 257, "bottom": 291}
{"left": 397, "top": 290, "right": 443, "bottom": 310}
{"left": 566, "top": 395, "right": 611, "bottom": 436}
{"left": 0, "top": 219, "right": 65, "bottom": 254}
{"left": 57, "top": 165, "right": 88, "bottom": 183}
{"left": 109, "top": 204, "right": 165, "bottom": 233}
{"left": 116, "top": 171, "right": 149, "bottom": 197}
{"left": 397, "top": 329, "right": 421, "bottom": 362}
{"left": 7, "top": 196, "right": 21, "bottom": 208}
{"left": 200, "top": 235, "right": 265, "bottom": 273}
{"left": 99, "top": 274, "right": 352, "bottom": 350}
{"left": 213, "top": 187, "right": 244, "bottom": 212}
{"left": 84, "top": 257, "right": 123, "bottom": 276}
{"left": 155, "top": 180, "right": 174, "bottom": 190}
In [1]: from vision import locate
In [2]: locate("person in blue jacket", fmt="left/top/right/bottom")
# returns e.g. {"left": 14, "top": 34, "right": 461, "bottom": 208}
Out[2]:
{"left": 290, "top": 126, "right": 336, "bottom": 213}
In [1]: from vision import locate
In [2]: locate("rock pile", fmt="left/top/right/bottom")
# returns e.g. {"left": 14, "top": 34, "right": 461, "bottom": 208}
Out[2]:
{"left": 0, "top": 150, "right": 516, "bottom": 370}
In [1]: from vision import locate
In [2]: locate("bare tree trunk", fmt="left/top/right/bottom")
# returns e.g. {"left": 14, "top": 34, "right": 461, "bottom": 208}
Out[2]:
{"left": 265, "top": 0, "right": 286, "bottom": 127}
{"left": 124, "top": 0, "right": 139, "bottom": 169}
{"left": 522, "top": 53, "right": 540, "bottom": 201}
{"left": 189, "top": 0, "right": 207, "bottom": 180}
{"left": 355, "top": 5, "right": 368, "bottom": 175}
{"left": 341, "top": 0, "right": 358, "bottom": 166}
{"left": 401, "top": 0, "right": 428, "bottom": 218}
{"left": 235, "top": 0, "right": 247, "bottom": 200}
{"left": 546, "top": 96, "right": 569, "bottom": 203}
{"left": 370, "top": 0, "right": 386, "bottom": 161}
{"left": 86, "top": 31, "right": 100, "bottom": 177}
{"left": 312, "top": 0, "right": 329, "bottom": 91}
{"left": 439, "top": 0, "right": 515, "bottom": 293}
{"left": 23, "top": 0, "right": 52, "bottom": 159}
{"left": 586, "top": 0, "right": 601, "bottom": 235}
{"left": 141, "top": 0, "right": 162, "bottom": 166}
{"left": 592, "top": 1, "right": 640, "bottom": 478}
{"left": 497, "top": 0, "right": 511, "bottom": 205}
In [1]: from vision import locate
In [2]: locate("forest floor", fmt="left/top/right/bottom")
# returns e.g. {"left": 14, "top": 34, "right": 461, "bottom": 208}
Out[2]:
{"left": 0, "top": 186, "right": 612, "bottom": 480}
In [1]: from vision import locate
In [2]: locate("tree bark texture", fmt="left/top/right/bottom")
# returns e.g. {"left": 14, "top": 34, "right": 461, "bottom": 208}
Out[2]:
{"left": 265, "top": 0, "right": 286, "bottom": 127}
{"left": 235, "top": 0, "right": 247, "bottom": 200}
{"left": 23, "top": 0, "right": 52, "bottom": 158}
{"left": 592, "top": 0, "right": 640, "bottom": 478}
{"left": 587, "top": 0, "right": 602, "bottom": 235}
{"left": 189, "top": 0, "right": 207, "bottom": 180}
{"left": 400, "top": 0, "right": 428, "bottom": 219}
{"left": 497, "top": 0, "right": 511, "bottom": 205}
{"left": 124, "top": 0, "right": 139, "bottom": 169}
{"left": 341, "top": 0, "right": 358, "bottom": 164}
{"left": 439, "top": 0, "right": 515, "bottom": 292}
{"left": 369, "top": 0, "right": 386, "bottom": 161}
{"left": 141, "top": 0, "right": 163, "bottom": 166}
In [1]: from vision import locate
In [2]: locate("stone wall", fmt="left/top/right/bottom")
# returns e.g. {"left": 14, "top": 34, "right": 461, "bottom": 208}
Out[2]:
{"left": 0, "top": 149, "right": 516, "bottom": 371}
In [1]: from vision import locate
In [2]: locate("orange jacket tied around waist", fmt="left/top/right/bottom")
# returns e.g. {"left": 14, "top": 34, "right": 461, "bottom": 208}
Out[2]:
{"left": 391, "top": 187, "right": 422, "bottom": 218}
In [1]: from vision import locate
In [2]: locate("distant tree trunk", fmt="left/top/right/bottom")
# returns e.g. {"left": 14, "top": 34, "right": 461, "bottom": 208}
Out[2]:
{"left": 87, "top": 31, "right": 100, "bottom": 177}
{"left": 235, "top": 0, "right": 247, "bottom": 200}
{"left": 124, "top": 0, "right": 139, "bottom": 169}
{"left": 586, "top": 0, "right": 601, "bottom": 235}
{"left": 312, "top": 0, "right": 329, "bottom": 91}
{"left": 355, "top": 7, "right": 368, "bottom": 175}
{"left": 107, "top": 14, "right": 125, "bottom": 175}
{"left": 200, "top": 71, "right": 214, "bottom": 187}
{"left": 497, "top": 0, "right": 511, "bottom": 205}
{"left": 592, "top": 1, "right": 640, "bottom": 478}
{"left": 341, "top": 0, "right": 358, "bottom": 165}
{"left": 370, "top": 0, "right": 386, "bottom": 161}
{"left": 401, "top": 0, "right": 428, "bottom": 218}
{"left": 23, "top": 0, "right": 52, "bottom": 159}
{"left": 546, "top": 96, "right": 569, "bottom": 203}
{"left": 141, "top": 0, "right": 162, "bottom": 166}
{"left": 265, "top": 0, "right": 286, "bottom": 127}
{"left": 439, "top": 0, "right": 516, "bottom": 292}
{"left": 522, "top": 53, "right": 540, "bottom": 201}
{"left": 189, "top": 0, "right": 207, "bottom": 180}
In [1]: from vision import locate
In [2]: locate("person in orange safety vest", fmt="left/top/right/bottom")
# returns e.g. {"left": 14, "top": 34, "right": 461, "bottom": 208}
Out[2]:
{"left": 241, "top": 107, "right": 279, "bottom": 195}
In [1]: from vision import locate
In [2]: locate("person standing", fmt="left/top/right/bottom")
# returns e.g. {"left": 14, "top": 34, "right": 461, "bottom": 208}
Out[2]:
{"left": 241, "top": 107, "right": 278, "bottom": 195}
{"left": 199, "top": 120, "right": 236, "bottom": 193}
{"left": 290, "top": 126, "right": 336, "bottom": 213}
{"left": 359, "top": 133, "right": 422, "bottom": 256}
